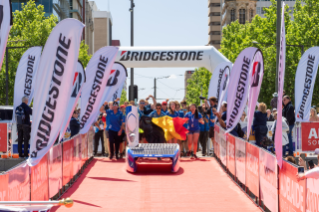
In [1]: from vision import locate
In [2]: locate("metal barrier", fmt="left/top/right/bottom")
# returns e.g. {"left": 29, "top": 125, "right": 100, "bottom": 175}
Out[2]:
{"left": 0, "top": 129, "right": 94, "bottom": 201}
{"left": 214, "top": 124, "right": 317, "bottom": 212}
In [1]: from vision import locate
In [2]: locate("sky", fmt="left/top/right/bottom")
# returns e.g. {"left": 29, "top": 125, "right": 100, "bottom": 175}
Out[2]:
{"left": 93, "top": 0, "right": 208, "bottom": 102}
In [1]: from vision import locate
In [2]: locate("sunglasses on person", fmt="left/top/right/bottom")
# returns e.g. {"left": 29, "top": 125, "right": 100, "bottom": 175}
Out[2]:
{"left": 140, "top": 102, "right": 145, "bottom": 105}
{"left": 156, "top": 107, "right": 161, "bottom": 110}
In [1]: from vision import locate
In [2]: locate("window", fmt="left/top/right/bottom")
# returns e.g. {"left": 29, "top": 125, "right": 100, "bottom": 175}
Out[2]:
{"left": 210, "top": 3, "right": 220, "bottom": 7}
{"left": 250, "top": 9, "right": 253, "bottom": 22}
{"left": 257, "top": 7, "right": 261, "bottom": 14}
{"left": 239, "top": 9, "right": 245, "bottom": 24}
{"left": 210, "top": 40, "right": 221, "bottom": 44}
{"left": 210, "top": 31, "right": 221, "bottom": 35}
{"left": 261, "top": 7, "right": 266, "bottom": 15}
{"left": 231, "top": 9, "right": 236, "bottom": 22}
{"left": 210, "top": 22, "right": 221, "bottom": 26}
{"left": 211, "top": 12, "right": 221, "bottom": 16}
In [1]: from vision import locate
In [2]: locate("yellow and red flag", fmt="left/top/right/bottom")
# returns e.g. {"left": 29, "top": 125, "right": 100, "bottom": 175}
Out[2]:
{"left": 152, "top": 116, "right": 188, "bottom": 141}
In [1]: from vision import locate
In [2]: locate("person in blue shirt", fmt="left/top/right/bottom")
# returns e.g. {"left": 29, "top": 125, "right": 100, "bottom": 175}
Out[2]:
{"left": 215, "top": 102, "right": 238, "bottom": 137}
{"left": 204, "top": 97, "right": 217, "bottom": 147}
{"left": 161, "top": 100, "right": 169, "bottom": 113}
{"left": 149, "top": 103, "right": 166, "bottom": 118}
{"left": 138, "top": 95, "right": 156, "bottom": 119}
{"left": 185, "top": 104, "right": 204, "bottom": 159}
{"left": 199, "top": 107, "right": 210, "bottom": 156}
{"left": 166, "top": 101, "right": 179, "bottom": 144}
{"left": 106, "top": 101, "right": 125, "bottom": 160}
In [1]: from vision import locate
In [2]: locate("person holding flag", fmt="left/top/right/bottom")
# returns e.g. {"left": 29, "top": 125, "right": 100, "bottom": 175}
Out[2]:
{"left": 185, "top": 104, "right": 204, "bottom": 158}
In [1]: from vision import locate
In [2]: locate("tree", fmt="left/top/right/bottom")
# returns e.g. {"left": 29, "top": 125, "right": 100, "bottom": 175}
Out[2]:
{"left": 120, "top": 89, "right": 128, "bottom": 105}
{"left": 186, "top": 67, "right": 212, "bottom": 105}
{"left": 1, "top": 1, "right": 92, "bottom": 105}
{"left": 220, "top": 0, "right": 319, "bottom": 107}
{"left": 78, "top": 40, "right": 92, "bottom": 68}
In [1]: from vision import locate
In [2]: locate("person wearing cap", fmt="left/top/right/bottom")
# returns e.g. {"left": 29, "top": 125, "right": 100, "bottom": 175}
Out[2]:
{"left": 160, "top": 99, "right": 168, "bottom": 113}
{"left": 270, "top": 92, "right": 278, "bottom": 109}
{"left": 138, "top": 95, "right": 156, "bottom": 118}
{"left": 105, "top": 101, "right": 125, "bottom": 160}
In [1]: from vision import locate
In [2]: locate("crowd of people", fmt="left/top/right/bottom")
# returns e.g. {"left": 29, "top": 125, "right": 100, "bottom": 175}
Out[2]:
{"left": 62, "top": 95, "right": 224, "bottom": 160}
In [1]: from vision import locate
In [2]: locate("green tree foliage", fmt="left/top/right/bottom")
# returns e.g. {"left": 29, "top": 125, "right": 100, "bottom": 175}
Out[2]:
{"left": 0, "top": 1, "right": 91, "bottom": 105}
{"left": 78, "top": 40, "right": 92, "bottom": 68}
{"left": 186, "top": 68, "right": 212, "bottom": 105}
{"left": 220, "top": 0, "right": 318, "bottom": 107}
{"left": 120, "top": 89, "right": 128, "bottom": 105}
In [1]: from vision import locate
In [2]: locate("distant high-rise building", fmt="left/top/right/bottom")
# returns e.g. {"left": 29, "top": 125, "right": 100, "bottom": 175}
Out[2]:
{"left": 208, "top": 0, "right": 222, "bottom": 49}
{"left": 184, "top": 70, "right": 195, "bottom": 97}
{"left": 11, "top": 0, "right": 70, "bottom": 21}
{"left": 89, "top": 1, "right": 113, "bottom": 53}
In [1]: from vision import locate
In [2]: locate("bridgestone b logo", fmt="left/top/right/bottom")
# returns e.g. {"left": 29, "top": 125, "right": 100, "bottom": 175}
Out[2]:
{"left": 120, "top": 51, "right": 204, "bottom": 61}
{"left": 32, "top": 34, "right": 71, "bottom": 158}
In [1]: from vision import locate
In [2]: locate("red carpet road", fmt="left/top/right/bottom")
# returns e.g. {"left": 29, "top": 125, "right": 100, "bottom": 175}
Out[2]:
{"left": 52, "top": 158, "right": 261, "bottom": 212}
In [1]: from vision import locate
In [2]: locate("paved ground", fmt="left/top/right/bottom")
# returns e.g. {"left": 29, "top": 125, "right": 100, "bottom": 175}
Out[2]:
{"left": 52, "top": 157, "right": 261, "bottom": 212}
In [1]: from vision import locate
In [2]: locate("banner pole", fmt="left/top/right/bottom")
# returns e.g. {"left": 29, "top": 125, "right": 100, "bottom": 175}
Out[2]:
{"left": 275, "top": 0, "right": 282, "bottom": 93}
{"left": 0, "top": 198, "right": 73, "bottom": 208}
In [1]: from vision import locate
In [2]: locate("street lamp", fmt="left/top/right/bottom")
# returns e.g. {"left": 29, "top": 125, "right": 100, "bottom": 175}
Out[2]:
{"left": 5, "top": 40, "right": 28, "bottom": 105}
{"left": 252, "top": 40, "right": 305, "bottom": 93}
{"left": 129, "top": 0, "right": 135, "bottom": 101}
{"left": 153, "top": 74, "right": 183, "bottom": 99}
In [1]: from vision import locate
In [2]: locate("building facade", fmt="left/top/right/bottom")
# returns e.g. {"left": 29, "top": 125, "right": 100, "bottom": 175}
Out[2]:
{"left": 222, "top": 0, "right": 257, "bottom": 26}
{"left": 90, "top": 1, "right": 113, "bottom": 53}
{"left": 208, "top": 0, "right": 222, "bottom": 49}
{"left": 11, "top": 0, "right": 70, "bottom": 20}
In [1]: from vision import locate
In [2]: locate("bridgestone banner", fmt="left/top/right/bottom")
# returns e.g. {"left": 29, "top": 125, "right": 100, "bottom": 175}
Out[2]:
{"left": 208, "top": 62, "right": 232, "bottom": 100}
{"left": 259, "top": 148, "right": 278, "bottom": 212}
{"left": 295, "top": 47, "right": 319, "bottom": 122}
{"left": 0, "top": 0, "right": 12, "bottom": 71}
{"left": 217, "top": 67, "right": 230, "bottom": 113}
{"left": 275, "top": 2, "right": 286, "bottom": 169}
{"left": 59, "top": 61, "right": 86, "bottom": 141}
{"left": 79, "top": 46, "right": 119, "bottom": 134}
{"left": 12, "top": 47, "right": 42, "bottom": 123}
{"left": 246, "top": 50, "right": 264, "bottom": 141}
{"left": 102, "top": 62, "right": 127, "bottom": 103}
{"left": 226, "top": 47, "right": 263, "bottom": 133}
{"left": 27, "top": 19, "right": 84, "bottom": 166}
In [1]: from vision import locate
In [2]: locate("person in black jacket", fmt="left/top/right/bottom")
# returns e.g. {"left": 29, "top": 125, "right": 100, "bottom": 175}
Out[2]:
{"left": 283, "top": 95, "right": 295, "bottom": 156}
{"left": 253, "top": 103, "right": 268, "bottom": 147}
{"left": 70, "top": 110, "right": 80, "bottom": 137}
{"left": 16, "top": 96, "right": 32, "bottom": 158}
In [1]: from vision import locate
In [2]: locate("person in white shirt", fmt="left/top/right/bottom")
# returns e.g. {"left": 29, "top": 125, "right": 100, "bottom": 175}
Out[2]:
{"left": 271, "top": 112, "right": 289, "bottom": 156}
